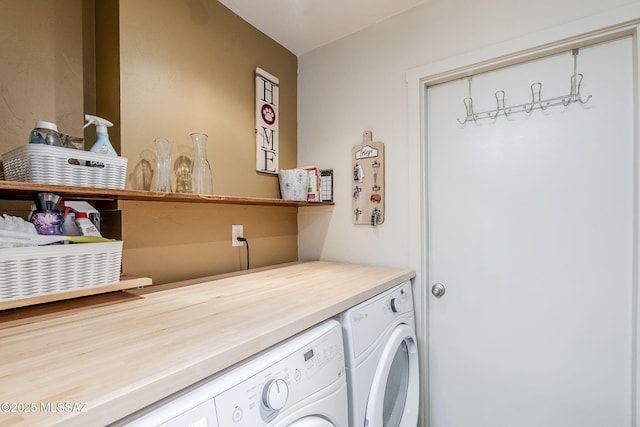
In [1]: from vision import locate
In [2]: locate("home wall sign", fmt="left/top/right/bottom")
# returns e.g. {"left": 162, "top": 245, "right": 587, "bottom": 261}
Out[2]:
{"left": 256, "top": 67, "right": 279, "bottom": 174}
{"left": 352, "top": 131, "right": 385, "bottom": 226}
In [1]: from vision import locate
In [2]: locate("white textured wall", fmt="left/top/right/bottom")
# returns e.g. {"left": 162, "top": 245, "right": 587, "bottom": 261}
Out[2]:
{"left": 297, "top": 0, "right": 640, "bottom": 267}
{"left": 297, "top": 2, "right": 640, "bottom": 424}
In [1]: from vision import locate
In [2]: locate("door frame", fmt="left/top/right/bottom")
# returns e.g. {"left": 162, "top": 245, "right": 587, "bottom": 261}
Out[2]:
{"left": 406, "top": 5, "right": 640, "bottom": 426}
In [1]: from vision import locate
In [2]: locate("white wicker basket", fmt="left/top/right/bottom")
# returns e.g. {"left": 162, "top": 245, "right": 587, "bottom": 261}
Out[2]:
{"left": 0, "top": 241, "right": 123, "bottom": 302}
{"left": 2, "top": 145, "right": 127, "bottom": 189}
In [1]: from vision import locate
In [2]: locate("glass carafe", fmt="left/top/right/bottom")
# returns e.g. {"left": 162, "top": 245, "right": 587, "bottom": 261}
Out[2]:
{"left": 190, "top": 133, "right": 213, "bottom": 194}
{"left": 154, "top": 137, "right": 173, "bottom": 192}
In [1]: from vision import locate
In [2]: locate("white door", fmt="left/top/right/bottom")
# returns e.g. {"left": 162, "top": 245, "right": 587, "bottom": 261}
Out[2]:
{"left": 427, "top": 36, "right": 635, "bottom": 427}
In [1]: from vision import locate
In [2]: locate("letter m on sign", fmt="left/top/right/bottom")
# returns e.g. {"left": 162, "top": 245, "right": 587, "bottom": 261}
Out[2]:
{"left": 256, "top": 68, "right": 279, "bottom": 174}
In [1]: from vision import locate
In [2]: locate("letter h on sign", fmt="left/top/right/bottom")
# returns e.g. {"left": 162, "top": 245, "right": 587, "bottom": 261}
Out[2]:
{"left": 256, "top": 68, "right": 279, "bottom": 174}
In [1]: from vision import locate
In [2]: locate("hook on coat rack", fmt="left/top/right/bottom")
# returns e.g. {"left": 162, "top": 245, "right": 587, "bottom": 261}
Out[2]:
{"left": 524, "top": 82, "right": 549, "bottom": 113}
{"left": 488, "top": 90, "right": 511, "bottom": 119}
{"left": 456, "top": 77, "right": 478, "bottom": 124}
{"left": 456, "top": 48, "right": 592, "bottom": 124}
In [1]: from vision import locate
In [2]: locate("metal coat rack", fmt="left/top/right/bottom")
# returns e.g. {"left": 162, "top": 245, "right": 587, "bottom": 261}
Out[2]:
{"left": 457, "top": 48, "right": 592, "bottom": 124}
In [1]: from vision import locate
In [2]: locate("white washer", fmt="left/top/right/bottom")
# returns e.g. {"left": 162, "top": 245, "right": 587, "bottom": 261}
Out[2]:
{"left": 118, "top": 319, "right": 348, "bottom": 427}
{"left": 335, "top": 281, "right": 419, "bottom": 427}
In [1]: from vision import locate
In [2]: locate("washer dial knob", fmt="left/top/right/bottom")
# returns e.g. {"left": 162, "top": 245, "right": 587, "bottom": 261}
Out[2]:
{"left": 262, "top": 379, "right": 289, "bottom": 411}
{"left": 390, "top": 297, "right": 402, "bottom": 313}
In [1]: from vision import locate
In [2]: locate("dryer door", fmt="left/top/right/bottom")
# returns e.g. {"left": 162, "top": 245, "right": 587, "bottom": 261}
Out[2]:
{"left": 286, "top": 416, "right": 335, "bottom": 427}
{"left": 364, "top": 323, "right": 419, "bottom": 427}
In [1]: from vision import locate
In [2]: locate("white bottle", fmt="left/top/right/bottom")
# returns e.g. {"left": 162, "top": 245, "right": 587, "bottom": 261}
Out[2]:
{"left": 74, "top": 212, "right": 101, "bottom": 237}
{"left": 62, "top": 211, "right": 82, "bottom": 236}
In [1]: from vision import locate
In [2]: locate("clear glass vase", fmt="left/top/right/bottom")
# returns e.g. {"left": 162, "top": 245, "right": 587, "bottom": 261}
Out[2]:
{"left": 190, "top": 133, "right": 213, "bottom": 194}
{"left": 154, "top": 137, "right": 173, "bottom": 192}
{"left": 173, "top": 154, "right": 192, "bottom": 193}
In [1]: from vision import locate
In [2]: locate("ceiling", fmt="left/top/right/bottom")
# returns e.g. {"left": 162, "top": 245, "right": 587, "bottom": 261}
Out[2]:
{"left": 217, "top": 0, "right": 429, "bottom": 56}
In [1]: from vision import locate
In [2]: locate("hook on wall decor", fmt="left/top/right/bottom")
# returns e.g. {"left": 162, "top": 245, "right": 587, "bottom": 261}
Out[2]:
{"left": 457, "top": 48, "right": 592, "bottom": 124}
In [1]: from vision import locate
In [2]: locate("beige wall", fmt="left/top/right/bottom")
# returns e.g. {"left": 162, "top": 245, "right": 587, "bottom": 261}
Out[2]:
{"left": 0, "top": 0, "right": 300, "bottom": 285}
{"left": 117, "top": 0, "right": 299, "bottom": 283}
{"left": 0, "top": 0, "right": 85, "bottom": 149}
{"left": 121, "top": 202, "right": 298, "bottom": 283}
{"left": 119, "top": 0, "right": 297, "bottom": 197}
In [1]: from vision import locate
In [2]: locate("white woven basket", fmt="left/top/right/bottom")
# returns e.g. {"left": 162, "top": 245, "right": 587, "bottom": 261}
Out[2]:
{"left": 0, "top": 241, "right": 123, "bottom": 302}
{"left": 2, "top": 145, "right": 127, "bottom": 189}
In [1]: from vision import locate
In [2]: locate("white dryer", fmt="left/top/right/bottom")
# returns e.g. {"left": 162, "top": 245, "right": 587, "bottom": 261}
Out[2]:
{"left": 335, "top": 281, "right": 419, "bottom": 427}
{"left": 118, "top": 319, "right": 348, "bottom": 427}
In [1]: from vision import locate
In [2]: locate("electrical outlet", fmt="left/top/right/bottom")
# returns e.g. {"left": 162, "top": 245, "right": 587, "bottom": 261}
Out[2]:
{"left": 232, "top": 224, "right": 244, "bottom": 247}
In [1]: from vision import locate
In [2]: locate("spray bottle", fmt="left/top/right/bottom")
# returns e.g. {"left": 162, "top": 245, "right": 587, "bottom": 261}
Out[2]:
{"left": 60, "top": 203, "right": 82, "bottom": 236}
{"left": 83, "top": 114, "right": 118, "bottom": 156}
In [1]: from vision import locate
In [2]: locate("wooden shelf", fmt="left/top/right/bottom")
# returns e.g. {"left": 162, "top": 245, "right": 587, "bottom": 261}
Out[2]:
{"left": 0, "top": 275, "right": 152, "bottom": 311}
{"left": 0, "top": 181, "right": 335, "bottom": 207}
{"left": 0, "top": 181, "right": 332, "bottom": 309}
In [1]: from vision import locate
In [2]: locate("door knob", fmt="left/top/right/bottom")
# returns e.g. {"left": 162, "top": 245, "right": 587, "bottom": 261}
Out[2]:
{"left": 432, "top": 283, "right": 446, "bottom": 298}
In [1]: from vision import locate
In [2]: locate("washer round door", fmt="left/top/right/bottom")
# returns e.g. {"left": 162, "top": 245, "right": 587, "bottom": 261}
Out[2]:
{"left": 364, "top": 323, "right": 419, "bottom": 427}
{"left": 286, "top": 416, "right": 336, "bottom": 427}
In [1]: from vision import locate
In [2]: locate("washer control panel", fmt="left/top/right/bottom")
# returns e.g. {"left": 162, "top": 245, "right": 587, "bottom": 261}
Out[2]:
{"left": 214, "top": 322, "right": 345, "bottom": 426}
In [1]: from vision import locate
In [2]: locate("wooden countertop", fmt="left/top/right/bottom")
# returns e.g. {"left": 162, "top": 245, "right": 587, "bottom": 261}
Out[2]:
{"left": 0, "top": 261, "right": 415, "bottom": 426}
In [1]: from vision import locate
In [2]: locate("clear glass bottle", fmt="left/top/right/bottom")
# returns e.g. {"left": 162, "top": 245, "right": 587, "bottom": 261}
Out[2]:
{"left": 154, "top": 137, "right": 173, "bottom": 192}
{"left": 190, "top": 133, "right": 213, "bottom": 194}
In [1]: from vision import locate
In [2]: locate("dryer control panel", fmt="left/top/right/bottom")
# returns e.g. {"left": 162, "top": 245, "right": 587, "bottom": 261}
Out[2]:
{"left": 214, "top": 321, "right": 345, "bottom": 426}
{"left": 343, "top": 281, "right": 415, "bottom": 359}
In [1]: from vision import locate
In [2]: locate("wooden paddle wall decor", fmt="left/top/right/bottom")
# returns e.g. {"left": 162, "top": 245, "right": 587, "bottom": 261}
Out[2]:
{"left": 352, "top": 131, "right": 385, "bottom": 226}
